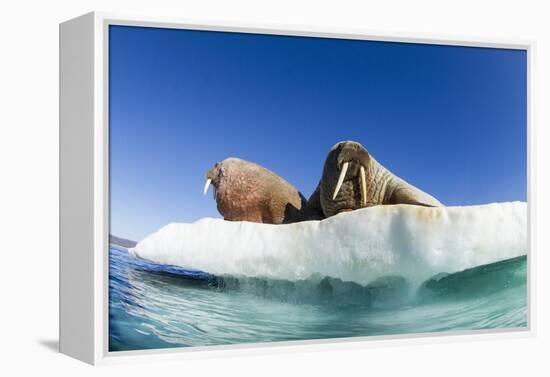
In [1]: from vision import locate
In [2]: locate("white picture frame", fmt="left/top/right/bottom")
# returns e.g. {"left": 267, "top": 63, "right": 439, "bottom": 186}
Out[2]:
{"left": 59, "top": 11, "right": 535, "bottom": 365}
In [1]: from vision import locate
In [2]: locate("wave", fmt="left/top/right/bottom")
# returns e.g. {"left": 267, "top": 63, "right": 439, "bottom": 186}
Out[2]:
{"left": 129, "top": 202, "right": 527, "bottom": 286}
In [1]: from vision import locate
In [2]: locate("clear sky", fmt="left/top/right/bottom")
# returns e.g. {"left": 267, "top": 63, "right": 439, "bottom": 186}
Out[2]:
{"left": 109, "top": 25, "right": 527, "bottom": 241}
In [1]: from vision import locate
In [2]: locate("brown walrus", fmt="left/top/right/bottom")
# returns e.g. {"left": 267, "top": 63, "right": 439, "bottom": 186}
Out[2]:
{"left": 204, "top": 158, "right": 308, "bottom": 224}
{"left": 308, "top": 140, "right": 442, "bottom": 219}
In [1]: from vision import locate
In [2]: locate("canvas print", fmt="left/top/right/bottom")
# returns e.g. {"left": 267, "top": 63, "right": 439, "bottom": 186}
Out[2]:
{"left": 108, "top": 25, "right": 527, "bottom": 351}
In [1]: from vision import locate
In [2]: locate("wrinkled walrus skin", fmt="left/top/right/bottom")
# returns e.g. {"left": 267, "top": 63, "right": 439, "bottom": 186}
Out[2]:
{"left": 204, "top": 158, "right": 309, "bottom": 224}
{"left": 308, "top": 140, "right": 442, "bottom": 219}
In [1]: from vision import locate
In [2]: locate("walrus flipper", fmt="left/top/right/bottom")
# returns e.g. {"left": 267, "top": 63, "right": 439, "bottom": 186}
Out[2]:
{"left": 389, "top": 186, "right": 442, "bottom": 207}
{"left": 306, "top": 185, "right": 326, "bottom": 220}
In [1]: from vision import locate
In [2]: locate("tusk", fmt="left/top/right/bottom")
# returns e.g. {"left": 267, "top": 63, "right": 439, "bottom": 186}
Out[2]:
{"left": 203, "top": 179, "right": 212, "bottom": 196}
{"left": 360, "top": 166, "right": 367, "bottom": 207}
{"left": 332, "top": 162, "right": 349, "bottom": 200}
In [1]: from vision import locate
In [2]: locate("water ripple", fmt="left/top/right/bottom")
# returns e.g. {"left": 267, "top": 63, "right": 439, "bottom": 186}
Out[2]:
{"left": 109, "top": 247, "right": 527, "bottom": 351}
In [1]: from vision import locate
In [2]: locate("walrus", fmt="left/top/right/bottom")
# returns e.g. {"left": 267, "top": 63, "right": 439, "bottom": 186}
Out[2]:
{"left": 308, "top": 140, "right": 442, "bottom": 218}
{"left": 203, "top": 157, "right": 309, "bottom": 224}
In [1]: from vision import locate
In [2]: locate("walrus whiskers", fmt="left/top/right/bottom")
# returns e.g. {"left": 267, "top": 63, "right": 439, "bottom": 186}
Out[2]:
{"left": 332, "top": 162, "right": 349, "bottom": 200}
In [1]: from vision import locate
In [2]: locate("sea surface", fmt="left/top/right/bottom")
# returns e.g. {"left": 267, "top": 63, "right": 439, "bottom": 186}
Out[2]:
{"left": 109, "top": 245, "right": 527, "bottom": 351}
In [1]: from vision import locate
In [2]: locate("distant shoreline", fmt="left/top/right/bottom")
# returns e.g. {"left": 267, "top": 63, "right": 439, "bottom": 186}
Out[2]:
{"left": 109, "top": 234, "right": 137, "bottom": 249}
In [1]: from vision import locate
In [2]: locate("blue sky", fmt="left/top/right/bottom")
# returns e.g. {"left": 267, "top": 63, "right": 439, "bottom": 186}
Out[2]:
{"left": 109, "top": 25, "right": 527, "bottom": 241}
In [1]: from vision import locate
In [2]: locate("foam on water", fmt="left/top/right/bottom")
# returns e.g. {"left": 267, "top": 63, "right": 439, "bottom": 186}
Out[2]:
{"left": 130, "top": 202, "right": 527, "bottom": 286}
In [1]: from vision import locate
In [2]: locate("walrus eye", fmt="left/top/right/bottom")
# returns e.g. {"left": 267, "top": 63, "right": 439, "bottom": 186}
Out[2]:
{"left": 332, "top": 162, "right": 349, "bottom": 200}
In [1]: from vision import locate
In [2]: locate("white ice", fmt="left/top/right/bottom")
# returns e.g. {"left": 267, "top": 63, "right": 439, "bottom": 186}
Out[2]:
{"left": 129, "top": 202, "right": 527, "bottom": 286}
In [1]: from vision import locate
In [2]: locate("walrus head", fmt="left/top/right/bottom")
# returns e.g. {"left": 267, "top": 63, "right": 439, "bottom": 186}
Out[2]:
{"left": 319, "top": 140, "right": 372, "bottom": 216}
{"left": 203, "top": 161, "right": 226, "bottom": 198}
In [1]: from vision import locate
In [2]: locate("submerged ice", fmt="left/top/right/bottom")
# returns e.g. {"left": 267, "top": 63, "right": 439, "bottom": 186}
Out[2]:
{"left": 129, "top": 202, "right": 527, "bottom": 286}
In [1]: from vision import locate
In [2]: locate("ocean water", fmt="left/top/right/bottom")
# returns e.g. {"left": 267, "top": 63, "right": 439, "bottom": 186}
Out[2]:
{"left": 109, "top": 245, "right": 527, "bottom": 351}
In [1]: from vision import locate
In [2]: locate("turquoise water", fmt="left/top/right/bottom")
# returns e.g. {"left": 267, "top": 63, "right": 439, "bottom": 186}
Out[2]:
{"left": 109, "top": 245, "right": 527, "bottom": 351}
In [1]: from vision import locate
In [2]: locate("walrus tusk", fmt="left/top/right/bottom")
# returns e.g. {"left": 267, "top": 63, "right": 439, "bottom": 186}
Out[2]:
{"left": 203, "top": 179, "right": 212, "bottom": 196}
{"left": 360, "top": 166, "right": 367, "bottom": 207}
{"left": 332, "top": 162, "right": 349, "bottom": 200}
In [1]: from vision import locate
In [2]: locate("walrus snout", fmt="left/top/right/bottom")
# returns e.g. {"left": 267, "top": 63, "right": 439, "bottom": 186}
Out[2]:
{"left": 330, "top": 141, "right": 370, "bottom": 204}
{"left": 203, "top": 163, "right": 225, "bottom": 196}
